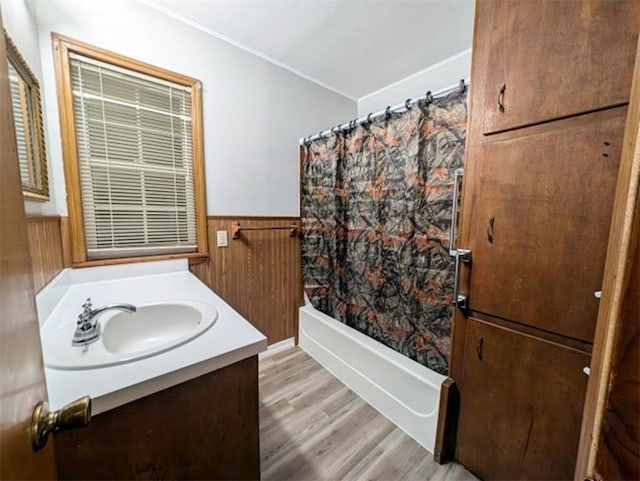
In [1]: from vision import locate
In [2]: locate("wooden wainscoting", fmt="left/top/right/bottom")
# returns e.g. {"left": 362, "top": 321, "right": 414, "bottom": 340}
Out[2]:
{"left": 25, "top": 214, "right": 302, "bottom": 343}
{"left": 189, "top": 256, "right": 211, "bottom": 288}
{"left": 191, "top": 216, "right": 302, "bottom": 344}
{"left": 26, "top": 216, "right": 68, "bottom": 292}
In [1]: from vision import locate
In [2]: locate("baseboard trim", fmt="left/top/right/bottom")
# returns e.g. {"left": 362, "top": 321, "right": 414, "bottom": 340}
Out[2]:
{"left": 259, "top": 337, "right": 296, "bottom": 359}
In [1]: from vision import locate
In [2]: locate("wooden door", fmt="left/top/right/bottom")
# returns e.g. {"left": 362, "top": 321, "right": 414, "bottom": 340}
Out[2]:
{"left": 594, "top": 232, "right": 640, "bottom": 480}
{"left": 0, "top": 7, "right": 58, "bottom": 480}
{"left": 467, "top": 111, "right": 625, "bottom": 342}
{"left": 456, "top": 317, "right": 590, "bottom": 480}
{"left": 575, "top": 36, "right": 640, "bottom": 481}
{"left": 482, "top": 0, "right": 640, "bottom": 134}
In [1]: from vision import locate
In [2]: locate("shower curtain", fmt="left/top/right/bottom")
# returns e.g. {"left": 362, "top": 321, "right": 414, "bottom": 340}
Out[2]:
{"left": 301, "top": 90, "right": 467, "bottom": 375}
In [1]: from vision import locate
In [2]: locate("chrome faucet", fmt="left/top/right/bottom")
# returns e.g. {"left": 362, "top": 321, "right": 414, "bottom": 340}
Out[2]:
{"left": 72, "top": 298, "right": 136, "bottom": 347}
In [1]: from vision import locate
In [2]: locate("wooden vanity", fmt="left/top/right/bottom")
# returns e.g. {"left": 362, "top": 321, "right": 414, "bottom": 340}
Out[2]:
{"left": 36, "top": 260, "right": 267, "bottom": 480}
{"left": 54, "top": 356, "right": 260, "bottom": 480}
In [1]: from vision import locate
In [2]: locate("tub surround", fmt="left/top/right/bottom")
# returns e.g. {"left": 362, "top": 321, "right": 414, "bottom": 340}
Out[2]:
{"left": 37, "top": 259, "right": 267, "bottom": 415}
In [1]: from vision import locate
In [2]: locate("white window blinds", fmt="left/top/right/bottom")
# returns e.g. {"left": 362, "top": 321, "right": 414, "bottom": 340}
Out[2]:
{"left": 69, "top": 53, "right": 197, "bottom": 259}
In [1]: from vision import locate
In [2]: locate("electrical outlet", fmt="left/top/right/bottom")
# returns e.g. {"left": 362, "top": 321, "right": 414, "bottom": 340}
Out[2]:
{"left": 216, "top": 230, "right": 228, "bottom": 247}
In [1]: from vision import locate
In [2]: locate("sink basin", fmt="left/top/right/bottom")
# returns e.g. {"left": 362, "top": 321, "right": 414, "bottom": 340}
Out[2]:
{"left": 44, "top": 300, "right": 218, "bottom": 370}
{"left": 102, "top": 304, "right": 203, "bottom": 355}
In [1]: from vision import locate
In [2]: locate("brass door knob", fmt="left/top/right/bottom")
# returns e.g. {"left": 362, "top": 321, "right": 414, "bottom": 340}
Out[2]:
{"left": 31, "top": 395, "right": 91, "bottom": 451}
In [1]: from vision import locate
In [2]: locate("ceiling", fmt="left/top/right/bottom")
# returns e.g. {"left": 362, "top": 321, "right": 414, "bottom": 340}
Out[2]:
{"left": 141, "top": 0, "right": 475, "bottom": 99}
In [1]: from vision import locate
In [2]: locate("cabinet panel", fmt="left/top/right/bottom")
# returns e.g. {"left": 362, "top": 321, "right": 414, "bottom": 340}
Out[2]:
{"left": 54, "top": 357, "right": 260, "bottom": 480}
{"left": 456, "top": 318, "right": 590, "bottom": 480}
{"left": 468, "top": 114, "right": 624, "bottom": 342}
{"left": 483, "top": 0, "right": 639, "bottom": 134}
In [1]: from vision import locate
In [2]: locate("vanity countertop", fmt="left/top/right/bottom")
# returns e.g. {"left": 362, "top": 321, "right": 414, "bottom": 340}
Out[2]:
{"left": 38, "top": 259, "right": 267, "bottom": 415}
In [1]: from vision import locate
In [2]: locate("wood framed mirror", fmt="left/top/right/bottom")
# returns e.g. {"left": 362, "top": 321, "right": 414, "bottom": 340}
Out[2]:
{"left": 5, "top": 29, "right": 48, "bottom": 201}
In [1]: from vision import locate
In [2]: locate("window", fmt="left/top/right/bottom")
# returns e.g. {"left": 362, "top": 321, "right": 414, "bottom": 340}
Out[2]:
{"left": 53, "top": 34, "right": 207, "bottom": 265}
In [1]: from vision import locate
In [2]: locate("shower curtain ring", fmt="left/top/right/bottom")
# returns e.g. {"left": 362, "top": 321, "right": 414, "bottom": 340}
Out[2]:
{"left": 366, "top": 113, "right": 373, "bottom": 125}
{"left": 404, "top": 98, "right": 412, "bottom": 110}
{"left": 459, "top": 79, "right": 466, "bottom": 93}
{"left": 385, "top": 106, "right": 392, "bottom": 120}
{"left": 425, "top": 91, "right": 434, "bottom": 103}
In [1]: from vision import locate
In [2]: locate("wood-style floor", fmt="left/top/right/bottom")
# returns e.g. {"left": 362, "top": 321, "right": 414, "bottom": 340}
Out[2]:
{"left": 259, "top": 347, "right": 478, "bottom": 481}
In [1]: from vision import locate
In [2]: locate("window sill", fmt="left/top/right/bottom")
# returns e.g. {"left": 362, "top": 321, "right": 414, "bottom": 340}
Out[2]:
{"left": 71, "top": 251, "right": 209, "bottom": 269}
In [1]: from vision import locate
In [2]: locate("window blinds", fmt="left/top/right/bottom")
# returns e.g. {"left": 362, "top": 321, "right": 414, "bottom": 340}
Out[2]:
{"left": 69, "top": 53, "right": 197, "bottom": 259}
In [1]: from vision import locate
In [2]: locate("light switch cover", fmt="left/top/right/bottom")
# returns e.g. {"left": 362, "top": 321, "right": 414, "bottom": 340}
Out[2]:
{"left": 216, "top": 230, "right": 228, "bottom": 247}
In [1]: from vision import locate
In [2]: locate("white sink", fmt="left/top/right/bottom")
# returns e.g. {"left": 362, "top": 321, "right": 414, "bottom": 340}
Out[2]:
{"left": 44, "top": 300, "right": 218, "bottom": 370}
{"left": 102, "top": 304, "right": 203, "bottom": 355}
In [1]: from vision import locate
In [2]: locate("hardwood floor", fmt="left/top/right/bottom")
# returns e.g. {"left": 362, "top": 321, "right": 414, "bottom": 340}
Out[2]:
{"left": 259, "top": 348, "right": 478, "bottom": 481}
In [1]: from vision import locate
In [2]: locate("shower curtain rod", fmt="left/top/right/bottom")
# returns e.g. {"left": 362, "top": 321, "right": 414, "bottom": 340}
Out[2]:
{"left": 299, "top": 78, "right": 469, "bottom": 145}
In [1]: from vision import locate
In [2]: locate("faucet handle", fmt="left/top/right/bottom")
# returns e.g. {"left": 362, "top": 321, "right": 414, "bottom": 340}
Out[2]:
{"left": 82, "top": 298, "right": 92, "bottom": 312}
{"left": 78, "top": 298, "right": 92, "bottom": 326}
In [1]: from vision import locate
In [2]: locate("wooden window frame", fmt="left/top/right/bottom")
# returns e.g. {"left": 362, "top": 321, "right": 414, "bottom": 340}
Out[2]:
{"left": 52, "top": 33, "right": 208, "bottom": 267}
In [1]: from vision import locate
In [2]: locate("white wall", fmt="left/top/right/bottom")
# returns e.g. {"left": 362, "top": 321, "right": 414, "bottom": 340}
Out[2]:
{"left": 2, "top": 0, "right": 58, "bottom": 215}
{"left": 357, "top": 49, "right": 471, "bottom": 117}
{"left": 31, "top": 0, "right": 355, "bottom": 216}
{"left": 2, "top": 0, "right": 41, "bottom": 89}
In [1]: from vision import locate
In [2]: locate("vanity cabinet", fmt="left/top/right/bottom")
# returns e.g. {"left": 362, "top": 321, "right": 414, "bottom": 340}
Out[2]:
{"left": 481, "top": 0, "right": 640, "bottom": 135}
{"left": 53, "top": 356, "right": 260, "bottom": 480}
{"left": 456, "top": 318, "right": 590, "bottom": 480}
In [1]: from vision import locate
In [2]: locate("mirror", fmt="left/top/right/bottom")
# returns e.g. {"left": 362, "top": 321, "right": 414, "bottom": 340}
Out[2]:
{"left": 5, "top": 30, "right": 48, "bottom": 201}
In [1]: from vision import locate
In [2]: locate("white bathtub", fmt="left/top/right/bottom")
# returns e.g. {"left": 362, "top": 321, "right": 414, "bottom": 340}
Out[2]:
{"left": 298, "top": 301, "right": 446, "bottom": 453}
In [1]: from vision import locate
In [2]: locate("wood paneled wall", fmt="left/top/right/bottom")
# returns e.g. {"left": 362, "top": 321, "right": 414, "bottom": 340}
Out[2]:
{"left": 26, "top": 215, "right": 301, "bottom": 344}
{"left": 26, "top": 216, "right": 67, "bottom": 293}
{"left": 191, "top": 216, "right": 302, "bottom": 344}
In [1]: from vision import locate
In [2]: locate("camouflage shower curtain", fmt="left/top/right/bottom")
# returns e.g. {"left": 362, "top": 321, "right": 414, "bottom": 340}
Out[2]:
{"left": 301, "top": 90, "right": 467, "bottom": 375}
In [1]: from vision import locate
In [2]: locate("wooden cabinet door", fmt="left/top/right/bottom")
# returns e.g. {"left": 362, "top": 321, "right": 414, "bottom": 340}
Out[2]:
{"left": 482, "top": 0, "right": 639, "bottom": 135}
{"left": 456, "top": 317, "right": 590, "bottom": 480}
{"left": 467, "top": 113, "right": 624, "bottom": 342}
